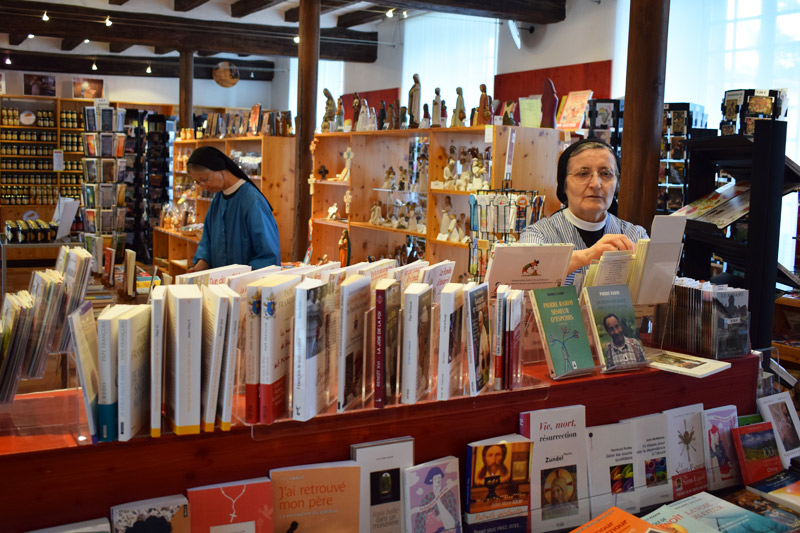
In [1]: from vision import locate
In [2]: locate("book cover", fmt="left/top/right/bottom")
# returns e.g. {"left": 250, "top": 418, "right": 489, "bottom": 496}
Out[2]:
{"left": 702, "top": 405, "right": 740, "bottom": 491}
{"left": 420, "top": 260, "right": 455, "bottom": 304}
{"left": 642, "top": 504, "right": 718, "bottom": 532}
{"left": 117, "top": 305, "right": 151, "bottom": 442}
{"left": 622, "top": 413, "right": 672, "bottom": 509}
{"left": 110, "top": 494, "right": 189, "bottom": 533}
{"left": 243, "top": 276, "right": 277, "bottom": 424}
{"left": 259, "top": 274, "right": 301, "bottom": 424}
{"left": 177, "top": 264, "right": 252, "bottom": 286}
{"left": 586, "top": 422, "right": 639, "bottom": 517}
{"left": 402, "top": 283, "right": 433, "bottom": 404}
{"left": 214, "top": 284, "right": 241, "bottom": 431}
{"left": 530, "top": 285, "right": 595, "bottom": 379}
{"left": 644, "top": 349, "right": 731, "bottom": 378}
{"left": 351, "top": 436, "right": 414, "bottom": 533}
{"left": 465, "top": 434, "right": 531, "bottom": 514}
{"left": 357, "top": 258, "right": 397, "bottom": 303}
{"left": 96, "top": 304, "right": 134, "bottom": 442}
{"left": 338, "top": 275, "right": 371, "bottom": 412}
{"left": 557, "top": 90, "right": 593, "bottom": 131}
{"left": 505, "top": 289, "right": 524, "bottom": 390}
{"left": 485, "top": 243, "right": 573, "bottom": 298}
{"left": 568, "top": 507, "right": 654, "bottom": 533}
{"left": 150, "top": 285, "right": 167, "bottom": 438}
{"left": 583, "top": 284, "right": 646, "bottom": 372}
{"left": 187, "top": 476, "right": 273, "bottom": 533}
{"left": 374, "top": 278, "right": 401, "bottom": 408}
{"left": 403, "top": 456, "right": 462, "bottom": 533}
{"left": 293, "top": 278, "right": 329, "bottom": 421}
{"left": 757, "top": 392, "right": 800, "bottom": 469}
{"left": 725, "top": 489, "right": 800, "bottom": 531}
{"left": 664, "top": 403, "right": 708, "bottom": 499}
{"left": 164, "top": 285, "right": 202, "bottom": 435}
{"left": 389, "top": 259, "right": 429, "bottom": 302}
{"left": 68, "top": 301, "right": 100, "bottom": 445}
{"left": 200, "top": 285, "right": 228, "bottom": 432}
{"left": 465, "top": 282, "right": 491, "bottom": 396}
{"left": 669, "top": 490, "right": 792, "bottom": 533}
{"left": 732, "top": 421, "right": 783, "bottom": 485}
{"left": 271, "top": 460, "right": 360, "bottom": 532}
{"left": 739, "top": 413, "right": 764, "bottom": 426}
{"left": 713, "top": 288, "right": 750, "bottom": 359}
{"left": 520, "top": 404, "right": 590, "bottom": 531}
{"left": 26, "top": 517, "right": 111, "bottom": 533}
{"left": 438, "top": 283, "right": 465, "bottom": 401}
{"left": 748, "top": 469, "right": 800, "bottom": 514}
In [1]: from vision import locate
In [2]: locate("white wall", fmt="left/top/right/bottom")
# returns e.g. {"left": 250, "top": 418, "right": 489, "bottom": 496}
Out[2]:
{"left": 270, "top": 57, "right": 293, "bottom": 111}
{"left": 495, "top": 0, "right": 619, "bottom": 75}
{"left": 343, "top": 20, "right": 404, "bottom": 93}
{"left": 0, "top": 69, "right": 272, "bottom": 109}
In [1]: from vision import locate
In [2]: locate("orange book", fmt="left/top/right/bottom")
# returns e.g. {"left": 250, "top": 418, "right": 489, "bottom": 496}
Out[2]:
{"left": 187, "top": 477, "right": 273, "bottom": 533}
{"left": 557, "top": 90, "right": 593, "bottom": 131}
{"left": 569, "top": 506, "right": 655, "bottom": 533}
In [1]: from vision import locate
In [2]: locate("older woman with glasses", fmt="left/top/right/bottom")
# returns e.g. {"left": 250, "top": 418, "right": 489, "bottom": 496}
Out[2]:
{"left": 186, "top": 146, "right": 281, "bottom": 272}
{"left": 520, "top": 138, "right": 647, "bottom": 285}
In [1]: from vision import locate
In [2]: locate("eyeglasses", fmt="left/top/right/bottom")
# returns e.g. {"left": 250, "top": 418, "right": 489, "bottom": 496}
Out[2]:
{"left": 192, "top": 172, "right": 215, "bottom": 185}
{"left": 568, "top": 168, "right": 618, "bottom": 183}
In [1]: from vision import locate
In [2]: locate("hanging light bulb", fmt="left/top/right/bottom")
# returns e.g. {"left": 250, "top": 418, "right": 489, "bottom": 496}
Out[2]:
{"left": 146, "top": 64, "right": 152, "bottom": 74}
{"left": 27, "top": 34, "right": 35, "bottom": 39}
{"left": 403, "top": 10, "right": 408, "bottom": 18}
{"left": 105, "top": 16, "right": 112, "bottom": 27}
{"left": 386, "top": 8, "right": 394, "bottom": 18}
{"left": 250, "top": 71, "right": 254, "bottom": 79}
{"left": 4, "top": 57, "right": 11, "bottom": 65}
{"left": 84, "top": 38, "right": 90, "bottom": 43}
{"left": 293, "top": 35, "right": 300, "bottom": 44}
{"left": 92, "top": 61, "right": 97, "bottom": 71}
{"left": 42, "top": 11, "right": 49, "bottom": 21}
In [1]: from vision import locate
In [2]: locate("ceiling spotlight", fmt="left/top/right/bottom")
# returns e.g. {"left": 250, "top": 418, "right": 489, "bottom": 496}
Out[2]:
{"left": 403, "top": 10, "right": 408, "bottom": 18}
{"left": 84, "top": 38, "right": 90, "bottom": 43}
{"left": 92, "top": 61, "right": 97, "bottom": 71}
{"left": 42, "top": 11, "right": 49, "bottom": 21}
{"left": 250, "top": 71, "right": 254, "bottom": 79}
{"left": 4, "top": 57, "right": 10, "bottom": 65}
{"left": 105, "top": 16, "right": 112, "bottom": 27}
{"left": 293, "top": 35, "right": 300, "bottom": 44}
{"left": 146, "top": 64, "right": 152, "bottom": 74}
{"left": 27, "top": 34, "right": 34, "bottom": 39}
{"left": 386, "top": 8, "right": 394, "bottom": 18}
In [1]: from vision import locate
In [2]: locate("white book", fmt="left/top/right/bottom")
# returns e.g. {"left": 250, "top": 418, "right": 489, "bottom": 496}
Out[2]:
{"left": 199, "top": 285, "right": 228, "bottom": 432}
{"left": 213, "top": 283, "right": 241, "bottom": 431}
{"left": 464, "top": 282, "right": 491, "bottom": 397}
{"left": 401, "top": 283, "right": 433, "bottom": 404}
{"left": 124, "top": 249, "right": 136, "bottom": 297}
{"left": 165, "top": 284, "right": 202, "bottom": 435}
{"left": 357, "top": 258, "right": 397, "bottom": 303}
{"left": 117, "top": 304, "right": 151, "bottom": 442}
{"left": 259, "top": 274, "right": 302, "bottom": 424}
{"left": 322, "top": 267, "right": 350, "bottom": 408}
{"left": 437, "top": 283, "right": 465, "bottom": 401}
{"left": 96, "top": 304, "right": 133, "bottom": 442}
{"left": 226, "top": 265, "right": 282, "bottom": 327}
{"left": 25, "top": 517, "right": 111, "bottom": 533}
{"left": 338, "top": 275, "right": 371, "bottom": 412}
{"left": 67, "top": 302, "right": 100, "bottom": 445}
{"left": 351, "top": 436, "right": 415, "bottom": 533}
{"left": 519, "top": 404, "right": 590, "bottom": 532}
{"left": 293, "top": 278, "right": 328, "bottom": 421}
{"left": 620, "top": 412, "right": 672, "bottom": 508}
{"left": 294, "top": 261, "right": 341, "bottom": 280}
{"left": 176, "top": 263, "right": 251, "bottom": 286}
{"left": 757, "top": 391, "right": 800, "bottom": 469}
{"left": 420, "top": 260, "right": 455, "bottom": 304}
{"left": 700, "top": 405, "right": 739, "bottom": 491}
{"left": 664, "top": 403, "right": 707, "bottom": 499}
{"left": 149, "top": 285, "right": 167, "bottom": 438}
{"left": 586, "top": 422, "right": 639, "bottom": 517}
{"left": 389, "top": 259, "right": 429, "bottom": 303}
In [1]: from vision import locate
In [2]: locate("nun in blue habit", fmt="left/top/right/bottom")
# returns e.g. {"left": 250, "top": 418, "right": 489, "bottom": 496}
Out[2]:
{"left": 186, "top": 146, "right": 281, "bottom": 272}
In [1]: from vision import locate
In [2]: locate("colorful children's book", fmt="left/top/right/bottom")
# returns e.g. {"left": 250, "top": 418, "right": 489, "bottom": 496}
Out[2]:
{"left": 403, "top": 456, "right": 462, "bottom": 533}
{"left": 757, "top": 392, "right": 800, "bottom": 469}
{"left": 465, "top": 434, "right": 531, "bottom": 515}
{"left": 556, "top": 90, "right": 593, "bottom": 131}
{"left": 664, "top": 403, "right": 708, "bottom": 499}
{"left": 187, "top": 477, "right": 273, "bottom": 532}
{"left": 702, "top": 405, "right": 740, "bottom": 491}
{"left": 732, "top": 421, "right": 784, "bottom": 485}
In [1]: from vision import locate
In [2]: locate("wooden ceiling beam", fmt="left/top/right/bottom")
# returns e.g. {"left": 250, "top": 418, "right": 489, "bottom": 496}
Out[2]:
{"left": 153, "top": 46, "right": 175, "bottom": 54}
{"left": 109, "top": 42, "right": 134, "bottom": 53}
{"left": 0, "top": 1, "right": 377, "bottom": 62}
{"left": 108, "top": 0, "right": 130, "bottom": 5}
{"left": 337, "top": 7, "right": 387, "bottom": 28}
{"left": 197, "top": 50, "right": 218, "bottom": 57}
{"left": 60, "top": 38, "right": 84, "bottom": 51}
{"left": 0, "top": 48, "right": 276, "bottom": 81}
{"left": 230, "top": 0, "right": 283, "bottom": 18}
{"left": 174, "top": 0, "right": 211, "bottom": 12}
{"left": 8, "top": 33, "right": 28, "bottom": 46}
{"left": 285, "top": 0, "right": 353, "bottom": 23}
{"left": 380, "top": 0, "right": 565, "bottom": 24}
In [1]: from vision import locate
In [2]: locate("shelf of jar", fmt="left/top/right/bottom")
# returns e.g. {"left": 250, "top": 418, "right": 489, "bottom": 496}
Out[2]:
{"left": 349, "top": 221, "right": 426, "bottom": 238}
{"left": 2, "top": 140, "right": 58, "bottom": 145}
{"left": 59, "top": 128, "right": 84, "bottom": 132}
{"left": 0, "top": 126, "right": 56, "bottom": 130}
{"left": 313, "top": 218, "right": 348, "bottom": 229}
{"left": 0, "top": 204, "right": 58, "bottom": 208}
{"left": 57, "top": 171, "right": 83, "bottom": 173}
{"left": 0, "top": 170, "right": 56, "bottom": 173}
{"left": 0, "top": 183, "right": 59, "bottom": 187}
{"left": 61, "top": 152, "right": 84, "bottom": 155}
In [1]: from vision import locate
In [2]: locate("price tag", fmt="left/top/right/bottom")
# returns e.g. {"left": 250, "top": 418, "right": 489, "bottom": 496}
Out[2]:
{"left": 484, "top": 125, "right": 493, "bottom": 142}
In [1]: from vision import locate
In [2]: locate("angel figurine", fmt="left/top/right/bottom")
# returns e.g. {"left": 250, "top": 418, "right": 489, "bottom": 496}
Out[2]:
{"left": 442, "top": 157, "right": 457, "bottom": 187}
{"left": 382, "top": 166, "right": 396, "bottom": 189}
{"left": 326, "top": 202, "right": 339, "bottom": 220}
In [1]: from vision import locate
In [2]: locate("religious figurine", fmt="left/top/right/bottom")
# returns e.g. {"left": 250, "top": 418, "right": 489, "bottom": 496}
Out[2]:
{"left": 417, "top": 154, "right": 428, "bottom": 188}
{"left": 541, "top": 78, "right": 558, "bottom": 128}
{"left": 447, "top": 214, "right": 460, "bottom": 242}
{"left": 397, "top": 166, "right": 408, "bottom": 191}
{"left": 335, "top": 97, "right": 345, "bottom": 131}
{"left": 377, "top": 101, "right": 387, "bottom": 131}
{"left": 451, "top": 87, "right": 466, "bottom": 127}
{"left": 470, "top": 157, "right": 488, "bottom": 191}
{"left": 502, "top": 100, "right": 516, "bottom": 126}
{"left": 335, "top": 146, "right": 354, "bottom": 181}
{"left": 477, "top": 84, "right": 492, "bottom": 125}
{"left": 408, "top": 213, "right": 417, "bottom": 232}
{"left": 369, "top": 200, "right": 383, "bottom": 226}
{"left": 407, "top": 73, "right": 421, "bottom": 129}
{"left": 321, "top": 88, "right": 335, "bottom": 132}
{"left": 369, "top": 107, "right": 378, "bottom": 131}
{"left": 386, "top": 103, "right": 395, "bottom": 130}
{"left": 343, "top": 189, "right": 353, "bottom": 215}
{"left": 382, "top": 166, "right": 396, "bottom": 189}
{"left": 457, "top": 213, "right": 467, "bottom": 240}
{"left": 432, "top": 88, "right": 441, "bottom": 127}
{"left": 356, "top": 99, "right": 370, "bottom": 132}
{"left": 338, "top": 229, "right": 350, "bottom": 266}
{"left": 352, "top": 92, "right": 362, "bottom": 131}
{"left": 399, "top": 106, "right": 408, "bottom": 129}
{"left": 327, "top": 202, "right": 339, "bottom": 220}
{"left": 440, "top": 195, "right": 453, "bottom": 235}
{"left": 420, "top": 103, "right": 431, "bottom": 129}
{"left": 442, "top": 157, "right": 456, "bottom": 187}
{"left": 393, "top": 99, "right": 402, "bottom": 129}
{"left": 441, "top": 100, "right": 447, "bottom": 126}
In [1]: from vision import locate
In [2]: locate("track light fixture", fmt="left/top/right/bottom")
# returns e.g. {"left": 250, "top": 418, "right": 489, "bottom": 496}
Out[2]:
{"left": 42, "top": 11, "right": 49, "bottom": 21}
{"left": 403, "top": 10, "right": 408, "bottom": 18}
{"left": 386, "top": 8, "right": 394, "bottom": 18}
{"left": 293, "top": 35, "right": 300, "bottom": 44}
{"left": 92, "top": 61, "right": 97, "bottom": 70}
{"left": 105, "top": 16, "right": 112, "bottom": 27}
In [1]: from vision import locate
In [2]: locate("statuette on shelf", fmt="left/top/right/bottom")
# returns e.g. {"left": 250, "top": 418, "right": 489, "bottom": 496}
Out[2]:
{"left": 335, "top": 146, "right": 354, "bottom": 181}
{"left": 408, "top": 73, "right": 421, "bottom": 129}
{"left": 369, "top": 200, "right": 384, "bottom": 225}
{"left": 382, "top": 166, "right": 396, "bottom": 190}
{"left": 327, "top": 202, "right": 339, "bottom": 220}
{"left": 321, "top": 88, "right": 335, "bottom": 132}
{"left": 442, "top": 157, "right": 456, "bottom": 187}
{"left": 451, "top": 87, "right": 466, "bottom": 128}
{"left": 432, "top": 88, "right": 442, "bottom": 127}
{"left": 352, "top": 93, "right": 362, "bottom": 131}
{"left": 377, "top": 101, "right": 387, "bottom": 131}
{"left": 335, "top": 97, "right": 344, "bottom": 131}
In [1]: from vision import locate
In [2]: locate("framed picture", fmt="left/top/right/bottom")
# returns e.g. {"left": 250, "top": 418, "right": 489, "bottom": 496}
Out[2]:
{"left": 73, "top": 77, "right": 104, "bottom": 99}
{"left": 23, "top": 74, "right": 56, "bottom": 97}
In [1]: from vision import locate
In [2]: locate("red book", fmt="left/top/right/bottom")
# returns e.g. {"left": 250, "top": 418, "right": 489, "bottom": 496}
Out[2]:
{"left": 187, "top": 477, "right": 273, "bottom": 533}
{"left": 373, "top": 278, "right": 400, "bottom": 408}
{"left": 374, "top": 287, "right": 386, "bottom": 408}
{"left": 732, "top": 421, "right": 783, "bottom": 485}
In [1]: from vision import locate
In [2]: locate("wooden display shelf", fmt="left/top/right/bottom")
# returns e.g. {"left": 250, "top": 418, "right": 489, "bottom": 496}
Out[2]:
{"left": 0, "top": 354, "right": 760, "bottom": 532}
{"left": 0, "top": 183, "right": 58, "bottom": 188}
{"left": 59, "top": 128, "right": 84, "bottom": 132}
{"left": 431, "top": 238, "right": 470, "bottom": 249}
{"left": 3, "top": 140, "right": 57, "bottom": 144}
{"left": 0, "top": 170, "right": 56, "bottom": 173}
{"left": 313, "top": 217, "right": 348, "bottom": 228}
{"left": 315, "top": 179, "right": 350, "bottom": 187}
{"left": 0, "top": 125, "right": 57, "bottom": 130}
{"left": 429, "top": 188, "right": 474, "bottom": 196}
{"left": 350, "top": 220, "right": 426, "bottom": 238}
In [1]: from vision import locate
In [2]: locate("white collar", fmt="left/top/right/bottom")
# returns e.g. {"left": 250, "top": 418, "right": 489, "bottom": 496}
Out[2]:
{"left": 564, "top": 207, "right": 606, "bottom": 231}
{"left": 223, "top": 178, "right": 246, "bottom": 196}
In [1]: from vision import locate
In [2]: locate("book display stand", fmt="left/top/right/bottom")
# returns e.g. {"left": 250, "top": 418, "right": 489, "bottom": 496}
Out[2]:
{"left": 585, "top": 98, "right": 623, "bottom": 155}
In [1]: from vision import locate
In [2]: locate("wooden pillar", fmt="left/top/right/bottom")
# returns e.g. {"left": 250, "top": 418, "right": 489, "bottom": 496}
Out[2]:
{"left": 618, "top": 0, "right": 670, "bottom": 229}
{"left": 292, "top": 0, "right": 320, "bottom": 261}
{"left": 179, "top": 50, "right": 194, "bottom": 130}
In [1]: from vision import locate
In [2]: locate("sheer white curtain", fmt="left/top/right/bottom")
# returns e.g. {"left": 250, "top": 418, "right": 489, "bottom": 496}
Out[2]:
{"left": 665, "top": 0, "right": 800, "bottom": 161}
{"left": 288, "top": 58, "right": 344, "bottom": 131}
{"left": 401, "top": 13, "right": 498, "bottom": 121}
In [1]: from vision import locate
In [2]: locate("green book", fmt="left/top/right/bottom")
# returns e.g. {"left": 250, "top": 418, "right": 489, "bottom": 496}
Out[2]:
{"left": 530, "top": 285, "right": 595, "bottom": 379}
{"left": 583, "top": 284, "right": 647, "bottom": 373}
{"left": 739, "top": 413, "right": 764, "bottom": 426}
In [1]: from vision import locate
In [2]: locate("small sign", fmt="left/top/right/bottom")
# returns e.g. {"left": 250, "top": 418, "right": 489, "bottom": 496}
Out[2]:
{"left": 484, "top": 125, "right": 493, "bottom": 142}
{"left": 52, "top": 150, "right": 64, "bottom": 171}
{"left": 94, "top": 98, "right": 110, "bottom": 107}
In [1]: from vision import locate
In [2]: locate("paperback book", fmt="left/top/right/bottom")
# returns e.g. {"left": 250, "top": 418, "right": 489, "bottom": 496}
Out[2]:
{"left": 747, "top": 469, "right": 800, "bottom": 514}
{"left": 438, "top": 283, "right": 466, "bottom": 401}
{"left": 110, "top": 494, "right": 190, "bottom": 533}
{"left": 583, "top": 284, "right": 646, "bottom": 373}
{"left": 485, "top": 243, "right": 573, "bottom": 298}
{"left": 374, "top": 278, "right": 401, "bottom": 408}
{"left": 621, "top": 413, "right": 672, "bottom": 508}
{"left": 702, "top": 405, "right": 740, "bottom": 491}
{"left": 664, "top": 403, "right": 708, "bottom": 499}
{"left": 568, "top": 507, "right": 655, "bottom": 533}
{"left": 293, "top": 278, "right": 330, "bottom": 421}
{"left": 757, "top": 392, "right": 800, "bottom": 469}
{"left": 401, "top": 283, "right": 433, "bottom": 404}
{"left": 725, "top": 488, "right": 800, "bottom": 530}
{"left": 465, "top": 434, "right": 531, "bottom": 515}
{"left": 464, "top": 282, "right": 491, "bottom": 396}
{"left": 68, "top": 301, "right": 100, "bottom": 445}
{"left": 732, "top": 421, "right": 783, "bottom": 485}
{"left": 403, "top": 456, "right": 462, "bottom": 533}
{"left": 338, "top": 275, "right": 371, "bottom": 412}
{"left": 668, "top": 490, "right": 792, "bottom": 533}
{"left": 186, "top": 477, "right": 273, "bottom": 533}
{"left": 585, "top": 422, "right": 639, "bottom": 517}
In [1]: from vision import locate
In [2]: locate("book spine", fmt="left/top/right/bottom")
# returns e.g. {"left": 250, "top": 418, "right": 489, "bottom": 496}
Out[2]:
{"left": 493, "top": 295, "right": 505, "bottom": 390}
{"left": 117, "top": 317, "right": 131, "bottom": 442}
{"left": 402, "top": 295, "right": 417, "bottom": 404}
{"left": 465, "top": 298, "right": 478, "bottom": 397}
{"left": 292, "top": 290, "right": 308, "bottom": 421}
{"left": 204, "top": 298, "right": 226, "bottom": 432}
{"left": 217, "top": 296, "right": 240, "bottom": 431}
{"left": 96, "top": 318, "right": 118, "bottom": 442}
{"left": 245, "top": 288, "right": 260, "bottom": 424}
{"left": 150, "top": 297, "right": 163, "bottom": 438}
{"left": 173, "top": 297, "right": 201, "bottom": 435}
{"left": 437, "top": 301, "right": 451, "bottom": 402}
{"left": 374, "top": 289, "right": 385, "bottom": 408}
{"left": 259, "top": 289, "right": 274, "bottom": 424}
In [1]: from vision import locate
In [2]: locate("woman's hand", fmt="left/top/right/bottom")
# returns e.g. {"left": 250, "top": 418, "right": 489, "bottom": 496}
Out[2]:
{"left": 187, "top": 259, "right": 209, "bottom": 273}
{"left": 568, "top": 233, "right": 635, "bottom": 273}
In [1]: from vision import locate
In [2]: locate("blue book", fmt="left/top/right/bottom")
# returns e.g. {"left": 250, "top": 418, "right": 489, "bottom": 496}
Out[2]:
{"left": 670, "top": 491, "right": 791, "bottom": 532}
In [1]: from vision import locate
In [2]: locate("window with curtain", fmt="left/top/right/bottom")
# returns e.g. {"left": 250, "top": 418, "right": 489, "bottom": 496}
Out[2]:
{"left": 288, "top": 58, "right": 344, "bottom": 131}
{"left": 401, "top": 13, "right": 498, "bottom": 123}
{"left": 665, "top": 0, "right": 800, "bottom": 162}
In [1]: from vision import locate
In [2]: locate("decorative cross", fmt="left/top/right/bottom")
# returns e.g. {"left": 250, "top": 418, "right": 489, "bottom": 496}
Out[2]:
{"left": 317, "top": 165, "right": 329, "bottom": 180}
{"left": 344, "top": 189, "right": 353, "bottom": 214}
{"left": 343, "top": 146, "right": 354, "bottom": 171}
{"left": 307, "top": 173, "right": 315, "bottom": 195}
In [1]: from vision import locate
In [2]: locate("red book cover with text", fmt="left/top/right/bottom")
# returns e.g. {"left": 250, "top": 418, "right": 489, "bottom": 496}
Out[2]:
{"left": 187, "top": 477, "right": 273, "bottom": 533}
{"left": 732, "top": 421, "right": 784, "bottom": 485}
